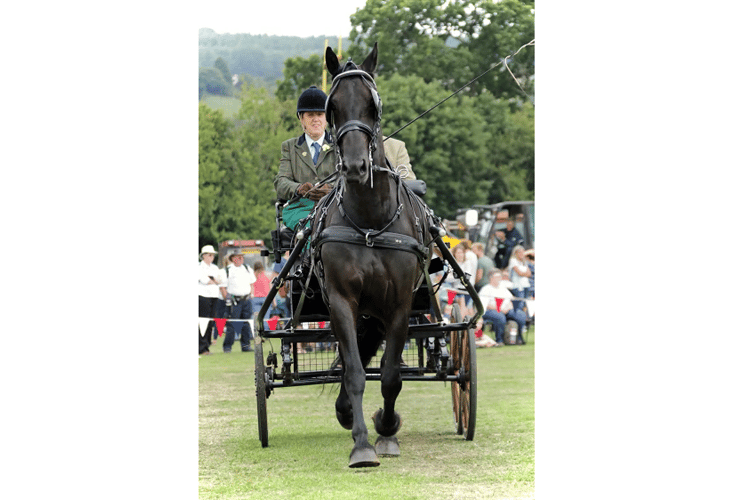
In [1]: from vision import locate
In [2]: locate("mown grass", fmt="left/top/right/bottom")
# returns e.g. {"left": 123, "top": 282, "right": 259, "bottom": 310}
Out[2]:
{"left": 199, "top": 327, "right": 535, "bottom": 499}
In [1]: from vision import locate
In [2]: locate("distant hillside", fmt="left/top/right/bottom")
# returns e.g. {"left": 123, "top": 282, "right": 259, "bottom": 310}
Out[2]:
{"left": 199, "top": 28, "right": 351, "bottom": 88}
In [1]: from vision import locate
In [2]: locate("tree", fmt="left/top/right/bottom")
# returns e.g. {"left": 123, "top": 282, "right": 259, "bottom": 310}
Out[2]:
{"left": 199, "top": 67, "right": 233, "bottom": 98}
{"left": 379, "top": 74, "right": 494, "bottom": 218}
{"left": 199, "top": 87, "right": 300, "bottom": 250}
{"left": 199, "top": 103, "right": 233, "bottom": 248}
{"left": 347, "top": 0, "right": 534, "bottom": 101}
{"left": 275, "top": 54, "right": 328, "bottom": 102}
{"left": 214, "top": 56, "right": 232, "bottom": 83}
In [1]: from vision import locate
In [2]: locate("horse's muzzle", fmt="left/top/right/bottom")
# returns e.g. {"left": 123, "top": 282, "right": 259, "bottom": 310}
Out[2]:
{"left": 342, "top": 157, "right": 369, "bottom": 185}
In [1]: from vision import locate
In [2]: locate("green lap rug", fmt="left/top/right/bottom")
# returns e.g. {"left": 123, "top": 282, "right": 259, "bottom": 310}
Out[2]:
{"left": 282, "top": 198, "right": 315, "bottom": 231}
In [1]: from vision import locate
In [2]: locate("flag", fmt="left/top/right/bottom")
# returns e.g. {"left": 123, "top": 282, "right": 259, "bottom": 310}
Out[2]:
{"left": 214, "top": 318, "right": 227, "bottom": 337}
{"left": 267, "top": 316, "right": 279, "bottom": 330}
{"left": 199, "top": 317, "right": 210, "bottom": 335}
{"left": 495, "top": 297, "right": 504, "bottom": 312}
{"left": 447, "top": 290, "right": 456, "bottom": 305}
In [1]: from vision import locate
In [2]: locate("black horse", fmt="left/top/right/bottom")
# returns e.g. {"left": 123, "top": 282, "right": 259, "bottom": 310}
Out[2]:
{"left": 309, "top": 43, "right": 435, "bottom": 468}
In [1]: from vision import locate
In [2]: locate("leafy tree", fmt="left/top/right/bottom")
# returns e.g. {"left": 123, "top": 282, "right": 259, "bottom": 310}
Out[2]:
{"left": 214, "top": 57, "right": 232, "bottom": 83}
{"left": 199, "top": 67, "right": 233, "bottom": 98}
{"left": 347, "top": 0, "right": 534, "bottom": 101}
{"left": 275, "top": 54, "right": 328, "bottom": 102}
{"left": 199, "top": 103, "right": 233, "bottom": 248}
{"left": 494, "top": 100, "right": 534, "bottom": 201}
{"left": 379, "top": 74, "right": 493, "bottom": 218}
{"left": 199, "top": 87, "right": 301, "bottom": 250}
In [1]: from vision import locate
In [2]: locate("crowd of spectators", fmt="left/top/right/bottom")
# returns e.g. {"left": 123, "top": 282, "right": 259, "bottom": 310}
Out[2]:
{"left": 436, "top": 227, "right": 535, "bottom": 348}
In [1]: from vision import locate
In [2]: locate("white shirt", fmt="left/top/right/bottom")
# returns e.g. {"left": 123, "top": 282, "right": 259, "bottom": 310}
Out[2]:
{"left": 463, "top": 250, "right": 478, "bottom": 286}
{"left": 306, "top": 134, "right": 324, "bottom": 162}
{"left": 478, "top": 283, "right": 514, "bottom": 314}
{"left": 198, "top": 261, "right": 223, "bottom": 298}
{"left": 222, "top": 263, "right": 257, "bottom": 297}
{"left": 509, "top": 256, "right": 530, "bottom": 290}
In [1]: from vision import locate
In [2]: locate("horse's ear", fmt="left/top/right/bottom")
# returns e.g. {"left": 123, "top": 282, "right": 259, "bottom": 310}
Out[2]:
{"left": 326, "top": 46, "right": 341, "bottom": 77}
{"left": 360, "top": 42, "right": 378, "bottom": 76}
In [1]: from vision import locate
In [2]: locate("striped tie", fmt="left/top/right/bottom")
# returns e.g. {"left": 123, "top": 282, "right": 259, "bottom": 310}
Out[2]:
{"left": 312, "top": 142, "right": 321, "bottom": 164}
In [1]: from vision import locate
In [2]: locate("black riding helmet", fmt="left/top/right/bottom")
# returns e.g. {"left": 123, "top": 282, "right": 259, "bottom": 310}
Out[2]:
{"left": 297, "top": 86, "right": 327, "bottom": 116}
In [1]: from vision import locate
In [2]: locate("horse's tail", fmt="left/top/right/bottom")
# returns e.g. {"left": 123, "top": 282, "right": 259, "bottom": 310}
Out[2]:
{"left": 356, "top": 315, "right": 385, "bottom": 368}
{"left": 326, "top": 315, "right": 384, "bottom": 391}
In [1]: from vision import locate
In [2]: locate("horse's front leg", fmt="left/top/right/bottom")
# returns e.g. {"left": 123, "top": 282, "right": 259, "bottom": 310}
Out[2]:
{"left": 373, "top": 309, "right": 409, "bottom": 455}
{"left": 329, "top": 294, "right": 379, "bottom": 468}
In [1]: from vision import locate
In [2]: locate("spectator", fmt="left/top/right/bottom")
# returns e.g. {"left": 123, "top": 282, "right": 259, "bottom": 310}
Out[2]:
{"left": 198, "top": 245, "right": 223, "bottom": 356}
{"left": 477, "top": 269, "right": 527, "bottom": 345}
{"left": 524, "top": 249, "right": 535, "bottom": 299}
{"left": 500, "top": 269, "right": 515, "bottom": 290}
{"left": 460, "top": 239, "right": 477, "bottom": 292}
{"left": 447, "top": 244, "right": 475, "bottom": 318}
{"left": 471, "top": 242, "right": 494, "bottom": 291}
{"left": 509, "top": 245, "right": 533, "bottom": 323}
{"left": 252, "top": 261, "right": 271, "bottom": 320}
{"left": 493, "top": 210, "right": 524, "bottom": 269}
{"left": 221, "top": 250, "right": 256, "bottom": 353}
{"left": 268, "top": 254, "right": 291, "bottom": 319}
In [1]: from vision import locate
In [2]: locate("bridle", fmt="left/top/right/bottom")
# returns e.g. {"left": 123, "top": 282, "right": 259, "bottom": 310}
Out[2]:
{"left": 324, "top": 61, "right": 390, "bottom": 187}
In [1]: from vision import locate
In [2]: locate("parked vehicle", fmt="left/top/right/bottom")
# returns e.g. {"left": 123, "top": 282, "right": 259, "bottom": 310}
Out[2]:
{"left": 217, "top": 239, "right": 270, "bottom": 269}
{"left": 456, "top": 201, "right": 534, "bottom": 262}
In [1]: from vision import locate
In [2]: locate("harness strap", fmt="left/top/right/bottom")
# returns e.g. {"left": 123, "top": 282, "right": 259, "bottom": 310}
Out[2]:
{"left": 312, "top": 226, "right": 430, "bottom": 262}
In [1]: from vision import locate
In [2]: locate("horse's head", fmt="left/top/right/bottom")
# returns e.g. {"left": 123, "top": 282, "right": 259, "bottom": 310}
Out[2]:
{"left": 325, "top": 43, "right": 384, "bottom": 186}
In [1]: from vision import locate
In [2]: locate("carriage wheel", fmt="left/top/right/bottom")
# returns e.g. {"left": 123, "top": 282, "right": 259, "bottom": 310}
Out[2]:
{"left": 449, "top": 303, "right": 477, "bottom": 441}
{"left": 255, "top": 338, "right": 269, "bottom": 447}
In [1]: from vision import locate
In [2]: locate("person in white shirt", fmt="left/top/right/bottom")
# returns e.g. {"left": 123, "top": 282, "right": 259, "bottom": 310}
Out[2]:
{"left": 220, "top": 250, "right": 257, "bottom": 353}
{"left": 477, "top": 269, "right": 527, "bottom": 345}
{"left": 508, "top": 244, "right": 532, "bottom": 320}
{"left": 199, "top": 245, "right": 224, "bottom": 355}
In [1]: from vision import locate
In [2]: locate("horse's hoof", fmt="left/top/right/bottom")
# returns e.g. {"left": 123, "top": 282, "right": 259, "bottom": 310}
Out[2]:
{"left": 372, "top": 408, "right": 402, "bottom": 437}
{"left": 336, "top": 410, "right": 353, "bottom": 430}
{"left": 374, "top": 435, "right": 400, "bottom": 456}
{"left": 349, "top": 446, "right": 380, "bottom": 468}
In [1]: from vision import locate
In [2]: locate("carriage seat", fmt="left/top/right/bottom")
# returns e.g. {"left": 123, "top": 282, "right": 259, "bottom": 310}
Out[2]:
{"left": 404, "top": 179, "right": 426, "bottom": 197}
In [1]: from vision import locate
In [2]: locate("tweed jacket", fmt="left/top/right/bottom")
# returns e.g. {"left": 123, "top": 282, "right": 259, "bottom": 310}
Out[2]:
{"left": 274, "top": 133, "right": 417, "bottom": 200}
{"left": 274, "top": 131, "right": 337, "bottom": 200}
{"left": 383, "top": 137, "right": 416, "bottom": 181}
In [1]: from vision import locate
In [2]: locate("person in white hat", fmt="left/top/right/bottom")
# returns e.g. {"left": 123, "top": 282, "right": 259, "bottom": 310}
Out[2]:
{"left": 199, "top": 245, "right": 224, "bottom": 355}
{"left": 220, "top": 249, "right": 256, "bottom": 353}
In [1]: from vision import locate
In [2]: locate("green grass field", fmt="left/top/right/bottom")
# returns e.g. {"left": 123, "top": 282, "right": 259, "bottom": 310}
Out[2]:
{"left": 200, "top": 94, "right": 242, "bottom": 118}
{"left": 199, "top": 327, "right": 535, "bottom": 499}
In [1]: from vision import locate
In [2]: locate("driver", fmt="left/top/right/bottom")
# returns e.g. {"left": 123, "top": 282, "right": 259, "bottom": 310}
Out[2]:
{"left": 274, "top": 85, "right": 416, "bottom": 231}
